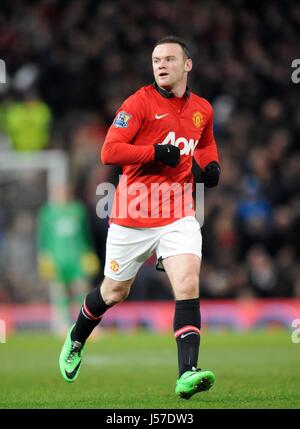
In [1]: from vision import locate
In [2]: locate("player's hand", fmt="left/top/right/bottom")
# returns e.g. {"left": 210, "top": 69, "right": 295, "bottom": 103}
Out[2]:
{"left": 38, "top": 254, "right": 56, "bottom": 280}
{"left": 202, "top": 161, "right": 221, "bottom": 187}
{"left": 80, "top": 252, "right": 100, "bottom": 276}
{"left": 154, "top": 144, "right": 180, "bottom": 167}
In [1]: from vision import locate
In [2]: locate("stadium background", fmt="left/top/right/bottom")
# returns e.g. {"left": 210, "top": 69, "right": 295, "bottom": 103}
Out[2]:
{"left": 0, "top": 0, "right": 299, "bottom": 409}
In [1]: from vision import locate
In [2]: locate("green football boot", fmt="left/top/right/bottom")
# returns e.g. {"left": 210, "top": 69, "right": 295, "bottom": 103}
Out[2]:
{"left": 175, "top": 368, "right": 215, "bottom": 399}
{"left": 59, "top": 325, "right": 84, "bottom": 383}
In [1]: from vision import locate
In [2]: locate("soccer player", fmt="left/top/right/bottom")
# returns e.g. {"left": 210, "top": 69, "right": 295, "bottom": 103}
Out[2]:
{"left": 37, "top": 185, "right": 100, "bottom": 336}
{"left": 59, "top": 35, "right": 221, "bottom": 399}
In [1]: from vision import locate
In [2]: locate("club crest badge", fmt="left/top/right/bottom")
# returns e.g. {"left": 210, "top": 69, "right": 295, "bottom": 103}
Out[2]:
{"left": 110, "top": 260, "right": 120, "bottom": 272}
{"left": 192, "top": 111, "right": 203, "bottom": 128}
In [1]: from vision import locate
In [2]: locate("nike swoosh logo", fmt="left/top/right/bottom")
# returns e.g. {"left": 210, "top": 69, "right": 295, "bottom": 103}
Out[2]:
{"left": 65, "top": 362, "right": 81, "bottom": 379}
{"left": 180, "top": 332, "right": 198, "bottom": 339}
{"left": 155, "top": 113, "right": 169, "bottom": 119}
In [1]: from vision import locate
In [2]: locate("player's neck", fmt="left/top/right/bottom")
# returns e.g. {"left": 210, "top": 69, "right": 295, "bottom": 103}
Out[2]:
{"left": 169, "top": 81, "right": 188, "bottom": 98}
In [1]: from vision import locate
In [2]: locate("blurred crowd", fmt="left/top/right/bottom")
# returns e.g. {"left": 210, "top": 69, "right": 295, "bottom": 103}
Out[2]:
{"left": 0, "top": 0, "right": 299, "bottom": 302}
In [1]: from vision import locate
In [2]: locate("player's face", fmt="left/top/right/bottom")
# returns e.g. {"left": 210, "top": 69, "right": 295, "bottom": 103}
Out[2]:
{"left": 152, "top": 43, "right": 192, "bottom": 90}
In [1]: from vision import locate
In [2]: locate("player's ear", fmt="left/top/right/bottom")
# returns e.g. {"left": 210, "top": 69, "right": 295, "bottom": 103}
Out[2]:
{"left": 184, "top": 58, "right": 192, "bottom": 72}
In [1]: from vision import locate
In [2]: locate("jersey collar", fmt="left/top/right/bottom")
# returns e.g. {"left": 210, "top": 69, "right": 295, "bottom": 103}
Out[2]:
{"left": 153, "top": 82, "right": 190, "bottom": 99}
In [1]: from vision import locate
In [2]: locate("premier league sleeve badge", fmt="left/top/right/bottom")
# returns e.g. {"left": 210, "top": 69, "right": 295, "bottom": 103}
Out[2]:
{"left": 113, "top": 111, "right": 132, "bottom": 128}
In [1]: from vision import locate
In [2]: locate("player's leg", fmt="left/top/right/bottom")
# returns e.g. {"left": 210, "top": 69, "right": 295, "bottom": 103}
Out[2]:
{"left": 70, "top": 278, "right": 98, "bottom": 339}
{"left": 69, "top": 221, "right": 155, "bottom": 346}
{"left": 59, "top": 222, "right": 158, "bottom": 383}
{"left": 163, "top": 254, "right": 215, "bottom": 398}
{"left": 59, "top": 276, "right": 134, "bottom": 383}
{"left": 71, "top": 276, "right": 134, "bottom": 344}
{"left": 162, "top": 254, "right": 202, "bottom": 372}
{"left": 157, "top": 217, "right": 215, "bottom": 398}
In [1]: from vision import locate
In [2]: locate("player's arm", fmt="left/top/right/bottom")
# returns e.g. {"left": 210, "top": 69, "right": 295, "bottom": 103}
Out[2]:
{"left": 101, "top": 95, "right": 180, "bottom": 167}
{"left": 193, "top": 105, "right": 221, "bottom": 187}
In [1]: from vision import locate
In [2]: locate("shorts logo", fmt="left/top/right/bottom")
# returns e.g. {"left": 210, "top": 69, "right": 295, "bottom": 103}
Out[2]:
{"left": 193, "top": 111, "right": 203, "bottom": 128}
{"left": 113, "top": 111, "right": 131, "bottom": 128}
{"left": 110, "top": 260, "right": 120, "bottom": 272}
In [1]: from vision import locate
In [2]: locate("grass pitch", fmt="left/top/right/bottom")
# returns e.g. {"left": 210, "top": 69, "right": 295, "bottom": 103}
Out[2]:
{"left": 0, "top": 329, "right": 299, "bottom": 409}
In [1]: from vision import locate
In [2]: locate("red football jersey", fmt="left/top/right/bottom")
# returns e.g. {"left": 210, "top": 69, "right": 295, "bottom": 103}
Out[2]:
{"left": 101, "top": 84, "right": 219, "bottom": 227}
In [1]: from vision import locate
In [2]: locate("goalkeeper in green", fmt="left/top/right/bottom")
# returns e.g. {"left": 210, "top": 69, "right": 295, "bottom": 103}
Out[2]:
{"left": 37, "top": 186, "right": 100, "bottom": 336}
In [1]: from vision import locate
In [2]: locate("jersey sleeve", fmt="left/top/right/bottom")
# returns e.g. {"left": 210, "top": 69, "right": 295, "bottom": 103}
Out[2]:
{"left": 193, "top": 104, "right": 219, "bottom": 169}
{"left": 101, "top": 93, "right": 155, "bottom": 166}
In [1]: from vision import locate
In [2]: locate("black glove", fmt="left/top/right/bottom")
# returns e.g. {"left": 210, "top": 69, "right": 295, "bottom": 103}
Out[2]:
{"left": 154, "top": 144, "right": 180, "bottom": 167}
{"left": 202, "top": 161, "right": 221, "bottom": 187}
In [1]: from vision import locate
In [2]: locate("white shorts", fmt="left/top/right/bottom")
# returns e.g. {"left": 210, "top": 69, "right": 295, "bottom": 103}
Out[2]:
{"left": 104, "top": 216, "right": 202, "bottom": 281}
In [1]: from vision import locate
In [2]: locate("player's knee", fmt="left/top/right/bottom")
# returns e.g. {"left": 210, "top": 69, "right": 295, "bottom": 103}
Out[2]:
{"left": 101, "top": 283, "right": 130, "bottom": 306}
{"left": 174, "top": 275, "right": 199, "bottom": 300}
{"left": 105, "top": 291, "right": 128, "bottom": 306}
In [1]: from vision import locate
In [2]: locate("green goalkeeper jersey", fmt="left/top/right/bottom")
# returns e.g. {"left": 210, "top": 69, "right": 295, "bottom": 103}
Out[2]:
{"left": 37, "top": 201, "right": 97, "bottom": 283}
{"left": 38, "top": 200, "right": 92, "bottom": 260}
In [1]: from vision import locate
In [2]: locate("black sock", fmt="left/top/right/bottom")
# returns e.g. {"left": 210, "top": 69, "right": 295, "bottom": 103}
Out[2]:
{"left": 173, "top": 298, "right": 201, "bottom": 377}
{"left": 71, "top": 286, "right": 111, "bottom": 345}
